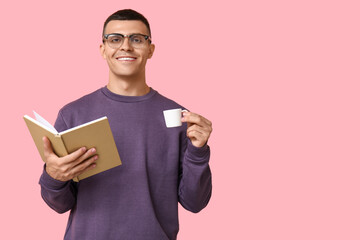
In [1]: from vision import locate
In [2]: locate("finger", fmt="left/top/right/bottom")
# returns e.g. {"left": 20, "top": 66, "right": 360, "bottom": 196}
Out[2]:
{"left": 187, "top": 131, "right": 208, "bottom": 147}
{"left": 187, "top": 125, "right": 211, "bottom": 142}
{"left": 69, "top": 155, "right": 98, "bottom": 178}
{"left": 62, "top": 146, "right": 88, "bottom": 164}
{"left": 187, "top": 129, "right": 204, "bottom": 139}
{"left": 187, "top": 123, "right": 212, "bottom": 136}
{"left": 187, "top": 128, "right": 210, "bottom": 140}
{"left": 187, "top": 124, "right": 204, "bottom": 135}
{"left": 69, "top": 148, "right": 97, "bottom": 168}
{"left": 193, "top": 113, "right": 212, "bottom": 126}
{"left": 182, "top": 112, "right": 212, "bottom": 128}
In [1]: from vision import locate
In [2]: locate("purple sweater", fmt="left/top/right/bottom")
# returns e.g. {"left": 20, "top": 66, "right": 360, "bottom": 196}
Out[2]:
{"left": 39, "top": 87, "right": 212, "bottom": 240}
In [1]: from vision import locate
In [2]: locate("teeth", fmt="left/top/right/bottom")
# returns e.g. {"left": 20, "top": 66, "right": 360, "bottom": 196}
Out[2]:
{"left": 117, "top": 57, "right": 135, "bottom": 60}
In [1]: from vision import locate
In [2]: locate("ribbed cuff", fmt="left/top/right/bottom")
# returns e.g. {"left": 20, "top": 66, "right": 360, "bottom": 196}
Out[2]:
{"left": 39, "top": 165, "right": 70, "bottom": 190}
{"left": 185, "top": 139, "right": 210, "bottom": 161}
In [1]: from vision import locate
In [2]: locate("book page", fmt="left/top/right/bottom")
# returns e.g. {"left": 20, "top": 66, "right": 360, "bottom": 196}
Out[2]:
{"left": 60, "top": 116, "right": 107, "bottom": 135}
{"left": 33, "top": 111, "right": 58, "bottom": 134}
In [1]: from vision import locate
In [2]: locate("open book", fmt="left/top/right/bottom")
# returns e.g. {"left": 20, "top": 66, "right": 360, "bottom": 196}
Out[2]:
{"left": 24, "top": 111, "right": 122, "bottom": 181}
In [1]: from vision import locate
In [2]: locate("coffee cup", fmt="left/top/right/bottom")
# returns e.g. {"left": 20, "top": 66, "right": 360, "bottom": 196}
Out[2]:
{"left": 163, "top": 108, "right": 188, "bottom": 128}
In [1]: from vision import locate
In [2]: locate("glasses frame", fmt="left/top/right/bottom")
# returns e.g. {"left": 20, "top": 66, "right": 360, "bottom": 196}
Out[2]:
{"left": 103, "top": 33, "right": 152, "bottom": 49}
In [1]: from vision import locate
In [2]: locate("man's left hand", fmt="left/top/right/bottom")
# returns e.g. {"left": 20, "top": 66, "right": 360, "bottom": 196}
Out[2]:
{"left": 181, "top": 111, "right": 213, "bottom": 148}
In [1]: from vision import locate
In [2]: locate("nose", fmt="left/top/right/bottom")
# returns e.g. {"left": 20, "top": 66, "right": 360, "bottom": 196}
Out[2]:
{"left": 119, "top": 37, "right": 133, "bottom": 51}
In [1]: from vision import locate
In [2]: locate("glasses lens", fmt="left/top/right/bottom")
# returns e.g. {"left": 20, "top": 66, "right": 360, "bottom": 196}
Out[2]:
{"left": 107, "top": 35, "right": 124, "bottom": 49}
{"left": 130, "top": 35, "right": 147, "bottom": 47}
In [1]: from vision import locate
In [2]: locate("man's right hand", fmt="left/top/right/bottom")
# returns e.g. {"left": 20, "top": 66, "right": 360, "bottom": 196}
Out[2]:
{"left": 43, "top": 136, "right": 98, "bottom": 182}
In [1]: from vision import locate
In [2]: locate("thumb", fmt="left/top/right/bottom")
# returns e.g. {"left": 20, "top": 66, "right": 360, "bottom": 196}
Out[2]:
{"left": 42, "top": 136, "right": 56, "bottom": 158}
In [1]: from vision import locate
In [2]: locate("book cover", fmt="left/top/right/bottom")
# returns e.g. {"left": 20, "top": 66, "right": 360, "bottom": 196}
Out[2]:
{"left": 24, "top": 112, "right": 122, "bottom": 181}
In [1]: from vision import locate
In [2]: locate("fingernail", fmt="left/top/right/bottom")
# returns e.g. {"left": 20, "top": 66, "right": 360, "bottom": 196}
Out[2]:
{"left": 94, "top": 155, "right": 98, "bottom": 160}
{"left": 91, "top": 148, "right": 96, "bottom": 153}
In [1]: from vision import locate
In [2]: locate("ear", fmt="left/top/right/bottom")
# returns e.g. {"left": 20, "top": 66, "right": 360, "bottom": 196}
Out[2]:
{"left": 100, "top": 44, "right": 106, "bottom": 59}
{"left": 147, "top": 43, "right": 155, "bottom": 59}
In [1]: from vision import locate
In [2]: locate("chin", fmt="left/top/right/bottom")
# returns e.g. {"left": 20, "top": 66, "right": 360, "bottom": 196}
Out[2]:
{"left": 111, "top": 70, "right": 140, "bottom": 79}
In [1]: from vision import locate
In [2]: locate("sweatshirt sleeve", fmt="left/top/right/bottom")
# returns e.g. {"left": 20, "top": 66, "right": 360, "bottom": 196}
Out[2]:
{"left": 38, "top": 110, "right": 77, "bottom": 214}
{"left": 178, "top": 137, "right": 212, "bottom": 213}
{"left": 39, "top": 167, "right": 77, "bottom": 213}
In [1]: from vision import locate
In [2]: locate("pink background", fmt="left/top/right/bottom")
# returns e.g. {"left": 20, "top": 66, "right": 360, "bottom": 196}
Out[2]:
{"left": 1, "top": 0, "right": 359, "bottom": 239}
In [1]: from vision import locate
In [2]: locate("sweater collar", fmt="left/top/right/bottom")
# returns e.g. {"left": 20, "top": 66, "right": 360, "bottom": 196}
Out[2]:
{"left": 101, "top": 86, "right": 157, "bottom": 103}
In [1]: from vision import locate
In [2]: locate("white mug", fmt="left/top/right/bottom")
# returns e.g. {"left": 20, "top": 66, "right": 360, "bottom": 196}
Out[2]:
{"left": 163, "top": 108, "right": 188, "bottom": 128}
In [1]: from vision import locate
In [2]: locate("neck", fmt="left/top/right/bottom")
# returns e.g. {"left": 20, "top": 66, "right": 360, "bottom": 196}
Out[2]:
{"left": 107, "top": 72, "right": 150, "bottom": 96}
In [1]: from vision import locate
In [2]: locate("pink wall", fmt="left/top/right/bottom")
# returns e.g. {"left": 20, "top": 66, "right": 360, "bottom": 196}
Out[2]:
{"left": 1, "top": 0, "right": 360, "bottom": 239}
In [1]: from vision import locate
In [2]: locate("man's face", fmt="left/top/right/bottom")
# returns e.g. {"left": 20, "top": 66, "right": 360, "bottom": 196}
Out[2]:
{"left": 100, "top": 20, "right": 155, "bottom": 79}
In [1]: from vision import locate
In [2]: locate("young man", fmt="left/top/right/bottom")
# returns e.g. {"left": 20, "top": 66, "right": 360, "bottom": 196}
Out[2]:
{"left": 39, "top": 9, "right": 212, "bottom": 240}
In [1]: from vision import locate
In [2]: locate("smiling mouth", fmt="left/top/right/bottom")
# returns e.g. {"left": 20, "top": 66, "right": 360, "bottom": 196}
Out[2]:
{"left": 116, "top": 57, "right": 137, "bottom": 61}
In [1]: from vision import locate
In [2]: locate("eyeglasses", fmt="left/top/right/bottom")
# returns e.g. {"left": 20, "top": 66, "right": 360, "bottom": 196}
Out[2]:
{"left": 103, "top": 33, "right": 152, "bottom": 49}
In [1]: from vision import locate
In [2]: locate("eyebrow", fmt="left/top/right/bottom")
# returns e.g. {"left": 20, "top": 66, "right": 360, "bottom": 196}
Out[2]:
{"left": 105, "top": 32, "right": 148, "bottom": 36}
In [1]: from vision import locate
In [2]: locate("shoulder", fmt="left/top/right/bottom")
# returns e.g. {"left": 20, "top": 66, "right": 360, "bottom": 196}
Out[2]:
{"left": 55, "top": 88, "right": 104, "bottom": 129}
{"left": 59, "top": 88, "right": 103, "bottom": 114}
{"left": 153, "top": 90, "right": 187, "bottom": 111}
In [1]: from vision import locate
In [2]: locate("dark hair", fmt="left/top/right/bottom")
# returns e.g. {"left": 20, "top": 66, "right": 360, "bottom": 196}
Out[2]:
{"left": 103, "top": 9, "right": 151, "bottom": 37}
